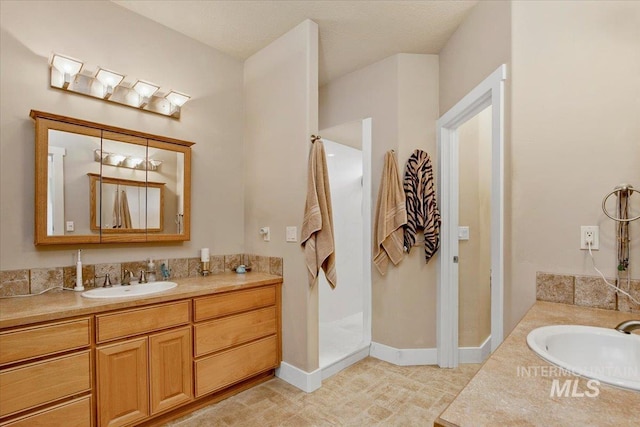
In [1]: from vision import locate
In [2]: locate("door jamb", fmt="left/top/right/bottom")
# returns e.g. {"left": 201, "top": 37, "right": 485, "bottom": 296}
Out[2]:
{"left": 436, "top": 64, "right": 506, "bottom": 368}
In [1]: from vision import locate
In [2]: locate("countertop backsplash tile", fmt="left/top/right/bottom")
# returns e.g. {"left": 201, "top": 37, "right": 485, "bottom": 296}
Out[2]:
{"left": 537, "top": 271, "right": 639, "bottom": 313}
{"left": 0, "top": 253, "right": 283, "bottom": 297}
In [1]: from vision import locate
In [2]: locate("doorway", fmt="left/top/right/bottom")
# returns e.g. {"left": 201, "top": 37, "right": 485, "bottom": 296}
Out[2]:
{"left": 318, "top": 118, "right": 372, "bottom": 378}
{"left": 436, "top": 65, "right": 506, "bottom": 368}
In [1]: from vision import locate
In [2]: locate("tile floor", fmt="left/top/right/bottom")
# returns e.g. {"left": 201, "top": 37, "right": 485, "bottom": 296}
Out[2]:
{"left": 165, "top": 357, "right": 481, "bottom": 426}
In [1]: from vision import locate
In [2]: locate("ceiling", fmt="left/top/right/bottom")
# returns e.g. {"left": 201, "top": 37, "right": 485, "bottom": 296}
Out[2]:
{"left": 112, "top": 0, "right": 478, "bottom": 86}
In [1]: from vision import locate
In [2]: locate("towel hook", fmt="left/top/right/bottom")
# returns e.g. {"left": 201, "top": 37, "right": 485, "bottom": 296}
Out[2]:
{"left": 602, "top": 184, "right": 639, "bottom": 222}
{"left": 311, "top": 135, "right": 322, "bottom": 143}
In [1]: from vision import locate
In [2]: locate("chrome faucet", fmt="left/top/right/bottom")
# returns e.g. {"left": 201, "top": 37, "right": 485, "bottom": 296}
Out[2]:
{"left": 122, "top": 269, "right": 133, "bottom": 286}
{"left": 615, "top": 320, "right": 640, "bottom": 334}
{"left": 99, "top": 273, "right": 112, "bottom": 288}
{"left": 138, "top": 270, "right": 148, "bottom": 284}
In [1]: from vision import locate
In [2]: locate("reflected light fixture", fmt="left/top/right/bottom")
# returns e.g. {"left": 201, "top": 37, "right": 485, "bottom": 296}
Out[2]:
{"left": 133, "top": 80, "right": 160, "bottom": 108}
{"left": 165, "top": 91, "right": 191, "bottom": 117}
{"left": 94, "top": 149, "right": 163, "bottom": 171}
{"left": 51, "top": 53, "right": 83, "bottom": 89}
{"left": 95, "top": 67, "right": 125, "bottom": 100}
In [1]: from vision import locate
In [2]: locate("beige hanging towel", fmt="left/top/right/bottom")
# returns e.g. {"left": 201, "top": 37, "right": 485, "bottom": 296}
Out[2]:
{"left": 112, "top": 187, "right": 121, "bottom": 228}
{"left": 373, "top": 150, "right": 408, "bottom": 275}
{"left": 120, "top": 190, "right": 132, "bottom": 229}
{"left": 300, "top": 137, "right": 337, "bottom": 288}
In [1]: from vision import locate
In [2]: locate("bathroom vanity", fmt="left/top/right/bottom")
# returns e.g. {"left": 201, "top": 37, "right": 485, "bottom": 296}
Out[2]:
{"left": 0, "top": 272, "right": 282, "bottom": 427}
{"left": 435, "top": 301, "right": 638, "bottom": 426}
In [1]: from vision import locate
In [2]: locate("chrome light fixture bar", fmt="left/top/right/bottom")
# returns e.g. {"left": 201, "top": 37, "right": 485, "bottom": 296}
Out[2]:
{"left": 94, "top": 149, "right": 163, "bottom": 171}
{"left": 49, "top": 52, "right": 190, "bottom": 119}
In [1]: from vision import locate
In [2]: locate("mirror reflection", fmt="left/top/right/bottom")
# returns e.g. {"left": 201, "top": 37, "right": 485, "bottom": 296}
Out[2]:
{"left": 48, "top": 129, "right": 100, "bottom": 236}
{"left": 89, "top": 174, "right": 164, "bottom": 232}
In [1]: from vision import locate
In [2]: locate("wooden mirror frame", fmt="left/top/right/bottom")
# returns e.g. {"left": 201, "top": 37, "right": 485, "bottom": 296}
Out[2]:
{"left": 31, "top": 110, "right": 194, "bottom": 245}
{"left": 88, "top": 173, "right": 165, "bottom": 233}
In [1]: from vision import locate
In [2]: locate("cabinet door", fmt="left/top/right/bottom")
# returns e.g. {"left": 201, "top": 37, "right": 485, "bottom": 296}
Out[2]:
{"left": 149, "top": 326, "right": 193, "bottom": 414}
{"left": 96, "top": 338, "right": 148, "bottom": 427}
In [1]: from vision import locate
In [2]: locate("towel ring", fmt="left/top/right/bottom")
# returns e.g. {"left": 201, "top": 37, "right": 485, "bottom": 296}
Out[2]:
{"left": 601, "top": 184, "right": 640, "bottom": 222}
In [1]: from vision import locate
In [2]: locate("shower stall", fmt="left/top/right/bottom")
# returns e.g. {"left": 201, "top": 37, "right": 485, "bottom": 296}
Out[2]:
{"left": 317, "top": 118, "right": 372, "bottom": 375}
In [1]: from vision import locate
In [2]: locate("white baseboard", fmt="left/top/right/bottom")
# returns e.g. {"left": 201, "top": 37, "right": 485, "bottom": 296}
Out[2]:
{"left": 458, "top": 335, "right": 491, "bottom": 364}
{"left": 277, "top": 338, "right": 489, "bottom": 393}
{"left": 369, "top": 342, "right": 438, "bottom": 366}
{"left": 321, "top": 345, "right": 370, "bottom": 380}
{"left": 275, "top": 362, "right": 322, "bottom": 393}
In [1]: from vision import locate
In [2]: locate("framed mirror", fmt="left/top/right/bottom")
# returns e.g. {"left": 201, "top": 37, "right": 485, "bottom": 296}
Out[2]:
{"left": 88, "top": 174, "right": 165, "bottom": 233}
{"left": 32, "top": 110, "right": 193, "bottom": 245}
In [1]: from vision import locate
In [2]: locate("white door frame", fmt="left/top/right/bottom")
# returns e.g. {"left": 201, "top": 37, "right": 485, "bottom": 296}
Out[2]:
{"left": 436, "top": 65, "right": 506, "bottom": 368}
{"left": 362, "top": 118, "right": 373, "bottom": 346}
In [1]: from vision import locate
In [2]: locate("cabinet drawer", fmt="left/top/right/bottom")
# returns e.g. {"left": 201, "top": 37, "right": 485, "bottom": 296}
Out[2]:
{"left": 194, "top": 286, "right": 276, "bottom": 322}
{"left": 194, "top": 307, "right": 276, "bottom": 356}
{"left": 195, "top": 335, "right": 277, "bottom": 397}
{"left": 0, "top": 395, "right": 91, "bottom": 427}
{"left": 0, "top": 318, "right": 90, "bottom": 366}
{"left": 97, "top": 301, "right": 190, "bottom": 343}
{"left": 0, "top": 351, "right": 91, "bottom": 417}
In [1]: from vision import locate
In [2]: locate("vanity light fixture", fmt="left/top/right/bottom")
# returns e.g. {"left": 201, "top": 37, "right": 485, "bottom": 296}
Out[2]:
{"left": 95, "top": 67, "right": 125, "bottom": 100}
{"left": 49, "top": 52, "right": 190, "bottom": 119}
{"left": 94, "top": 149, "right": 163, "bottom": 171}
{"left": 133, "top": 80, "right": 160, "bottom": 108}
{"left": 165, "top": 91, "right": 191, "bottom": 116}
{"left": 51, "top": 54, "right": 83, "bottom": 89}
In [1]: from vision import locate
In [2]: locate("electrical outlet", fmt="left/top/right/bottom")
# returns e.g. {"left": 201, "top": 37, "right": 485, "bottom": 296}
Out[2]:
{"left": 580, "top": 226, "right": 599, "bottom": 250}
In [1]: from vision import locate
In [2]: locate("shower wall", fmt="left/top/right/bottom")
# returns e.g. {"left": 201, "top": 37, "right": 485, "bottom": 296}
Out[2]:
{"left": 318, "top": 139, "right": 363, "bottom": 323}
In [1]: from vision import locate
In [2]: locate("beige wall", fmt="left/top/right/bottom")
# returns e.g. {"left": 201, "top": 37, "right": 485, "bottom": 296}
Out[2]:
{"left": 442, "top": 0, "right": 640, "bottom": 336}
{"left": 243, "top": 20, "right": 319, "bottom": 372}
{"left": 320, "top": 53, "right": 440, "bottom": 348}
{"left": 458, "top": 108, "right": 492, "bottom": 347}
{"left": 510, "top": 0, "right": 640, "bottom": 327}
{"left": 0, "top": 1, "right": 244, "bottom": 269}
{"left": 439, "top": 0, "right": 512, "bottom": 115}
{"left": 438, "top": 0, "right": 515, "bottom": 333}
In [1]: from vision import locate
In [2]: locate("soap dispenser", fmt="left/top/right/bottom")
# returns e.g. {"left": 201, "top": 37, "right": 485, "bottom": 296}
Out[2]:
{"left": 147, "top": 258, "right": 156, "bottom": 282}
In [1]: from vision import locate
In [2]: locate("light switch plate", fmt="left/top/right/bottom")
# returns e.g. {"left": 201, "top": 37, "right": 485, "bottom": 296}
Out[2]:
{"left": 458, "top": 226, "right": 469, "bottom": 240}
{"left": 286, "top": 226, "right": 298, "bottom": 242}
{"left": 66, "top": 221, "right": 74, "bottom": 232}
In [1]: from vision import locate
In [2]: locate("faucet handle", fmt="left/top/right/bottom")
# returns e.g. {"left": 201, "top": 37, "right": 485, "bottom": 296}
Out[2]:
{"left": 139, "top": 270, "right": 147, "bottom": 284}
{"left": 122, "top": 269, "right": 133, "bottom": 286}
{"left": 103, "top": 273, "right": 112, "bottom": 288}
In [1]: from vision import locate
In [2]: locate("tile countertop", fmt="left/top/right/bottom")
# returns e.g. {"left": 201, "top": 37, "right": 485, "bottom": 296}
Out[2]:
{"left": 0, "top": 272, "right": 282, "bottom": 329}
{"left": 436, "top": 301, "right": 639, "bottom": 427}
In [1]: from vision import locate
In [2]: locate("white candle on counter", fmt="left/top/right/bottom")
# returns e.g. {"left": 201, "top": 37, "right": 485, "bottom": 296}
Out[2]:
{"left": 201, "top": 248, "right": 210, "bottom": 262}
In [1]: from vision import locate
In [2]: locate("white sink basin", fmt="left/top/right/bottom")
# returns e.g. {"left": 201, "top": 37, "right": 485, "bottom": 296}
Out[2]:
{"left": 527, "top": 325, "right": 640, "bottom": 391}
{"left": 81, "top": 281, "right": 177, "bottom": 299}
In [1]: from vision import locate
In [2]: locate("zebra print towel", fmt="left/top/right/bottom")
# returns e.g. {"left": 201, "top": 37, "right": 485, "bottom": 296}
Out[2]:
{"left": 403, "top": 149, "right": 441, "bottom": 263}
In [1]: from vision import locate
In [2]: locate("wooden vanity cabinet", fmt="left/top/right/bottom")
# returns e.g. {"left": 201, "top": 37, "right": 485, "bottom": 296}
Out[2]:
{"left": 193, "top": 285, "right": 282, "bottom": 397}
{"left": 95, "top": 303, "right": 192, "bottom": 427}
{"left": 0, "top": 280, "right": 282, "bottom": 427}
{"left": 0, "top": 318, "right": 92, "bottom": 426}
